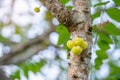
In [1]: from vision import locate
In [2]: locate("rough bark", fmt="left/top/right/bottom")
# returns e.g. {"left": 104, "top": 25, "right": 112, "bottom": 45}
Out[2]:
{"left": 40, "top": 0, "right": 92, "bottom": 80}
{"left": 68, "top": 0, "right": 92, "bottom": 80}
{"left": 39, "top": 0, "right": 75, "bottom": 27}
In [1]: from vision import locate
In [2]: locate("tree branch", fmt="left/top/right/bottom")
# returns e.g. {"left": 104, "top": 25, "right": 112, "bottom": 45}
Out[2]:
{"left": 1, "top": 42, "right": 49, "bottom": 65}
{"left": 39, "top": 0, "right": 75, "bottom": 27}
{"left": 39, "top": 0, "right": 89, "bottom": 29}
{"left": 68, "top": 0, "right": 92, "bottom": 80}
{"left": 0, "top": 29, "right": 54, "bottom": 65}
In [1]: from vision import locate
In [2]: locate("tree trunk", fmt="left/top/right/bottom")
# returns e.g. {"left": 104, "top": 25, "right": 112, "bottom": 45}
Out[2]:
{"left": 40, "top": 0, "right": 92, "bottom": 80}
{"left": 68, "top": 0, "right": 92, "bottom": 80}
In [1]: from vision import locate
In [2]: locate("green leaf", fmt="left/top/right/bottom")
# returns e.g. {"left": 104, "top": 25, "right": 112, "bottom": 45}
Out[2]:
{"left": 15, "top": 25, "right": 21, "bottom": 34}
{"left": 98, "top": 40, "right": 110, "bottom": 50}
{"left": 0, "top": 35, "right": 9, "bottom": 43}
{"left": 112, "top": 36, "right": 120, "bottom": 48}
{"left": 60, "top": 0, "right": 70, "bottom": 5}
{"left": 101, "top": 22, "right": 120, "bottom": 35}
{"left": 56, "top": 24, "right": 70, "bottom": 49}
{"left": 92, "top": 12, "right": 101, "bottom": 19}
{"left": 113, "top": 0, "right": 120, "bottom": 6}
{"left": 105, "top": 73, "right": 120, "bottom": 80}
{"left": 107, "top": 8, "right": 120, "bottom": 22}
{"left": 95, "top": 50, "right": 108, "bottom": 70}
{"left": 45, "top": 11, "right": 53, "bottom": 21}
{"left": 0, "top": 22, "right": 4, "bottom": 29}
{"left": 11, "top": 60, "right": 46, "bottom": 79}
{"left": 99, "top": 33, "right": 113, "bottom": 44}
{"left": 95, "top": 57, "right": 103, "bottom": 69}
{"left": 96, "top": 50, "right": 108, "bottom": 59}
{"left": 94, "top": 1, "right": 110, "bottom": 7}
{"left": 10, "top": 70, "right": 20, "bottom": 80}
{"left": 20, "top": 59, "right": 46, "bottom": 74}
{"left": 67, "top": 6, "right": 73, "bottom": 10}
{"left": 109, "top": 62, "right": 120, "bottom": 76}
{"left": 23, "top": 67, "right": 29, "bottom": 78}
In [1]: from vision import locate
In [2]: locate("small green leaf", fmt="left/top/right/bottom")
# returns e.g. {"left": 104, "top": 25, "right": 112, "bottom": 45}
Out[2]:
{"left": 0, "top": 22, "right": 4, "bottom": 29}
{"left": 10, "top": 70, "right": 20, "bottom": 80}
{"left": 101, "top": 22, "right": 120, "bottom": 35}
{"left": 92, "top": 12, "right": 101, "bottom": 19}
{"left": 99, "top": 33, "right": 113, "bottom": 44}
{"left": 96, "top": 50, "right": 108, "bottom": 59}
{"left": 94, "top": 1, "right": 110, "bottom": 7}
{"left": 109, "top": 62, "right": 120, "bottom": 76}
{"left": 15, "top": 25, "right": 21, "bottom": 34}
{"left": 107, "top": 8, "right": 120, "bottom": 22}
{"left": 60, "top": 0, "right": 70, "bottom": 5}
{"left": 67, "top": 6, "right": 73, "bottom": 10}
{"left": 45, "top": 11, "right": 53, "bottom": 21}
{"left": 95, "top": 57, "right": 103, "bottom": 69}
{"left": 113, "top": 0, "right": 120, "bottom": 6}
{"left": 0, "top": 35, "right": 9, "bottom": 43}
{"left": 24, "top": 68, "right": 29, "bottom": 78}
{"left": 112, "top": 36, "right": 120, "bottom": 48}
{"left": 95, "top": 50, "right": 108, "bottom": 69}
{"left": 56, "top": 24, "right": 70, "bottom": 49}
{"left": 11, "top": 60, "right": 46, "bottom": 79}
{"left": 98, "top": 40, "right": 110, "bottom": 50}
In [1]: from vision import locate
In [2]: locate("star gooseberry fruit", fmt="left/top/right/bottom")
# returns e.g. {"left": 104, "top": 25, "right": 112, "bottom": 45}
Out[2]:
{"left": 34, "top": 7, "right": 40, "bottom": 13}
{"left": 74, "top": 38, "right": 84, "bottom": 46}
{"left": 67, "top": 40, "right": 75, "bottom": 49}
{"left": 80, "top": 41, "right": 88, "bottom": 50}
{"left": 71, "top": 46, "right": 83, "bottom": 55}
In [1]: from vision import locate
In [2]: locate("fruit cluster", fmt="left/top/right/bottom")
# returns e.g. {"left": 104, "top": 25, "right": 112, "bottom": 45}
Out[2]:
{"left": 67, "top": 37, "right": 88, "bottom": 55}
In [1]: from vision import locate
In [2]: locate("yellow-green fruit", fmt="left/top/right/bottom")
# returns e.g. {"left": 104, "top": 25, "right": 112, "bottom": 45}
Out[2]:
{"left": 71, "top": 46, "right": 82, "bottom": 55}
{"left": 67, "top": 40, "right": 75, "bottom": 49}
{"left": 81, "top": 41, "right": 88, "bottom": 50}
{"left": 74, "top": 38, "right": 84, "bottom": 46}
{"left": 34, "top": 7, "right": 40, "bottom": 13}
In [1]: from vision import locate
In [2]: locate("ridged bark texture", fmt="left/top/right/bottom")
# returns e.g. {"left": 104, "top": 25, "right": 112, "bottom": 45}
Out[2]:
{"left": 39, "top": 0, "right": 74, "bottom": 27}
{"left": 68, "top": 0, "right": 92, "bottom": 80}
{"left": 40, "top": 0, "right": 92, "bottom": 80}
